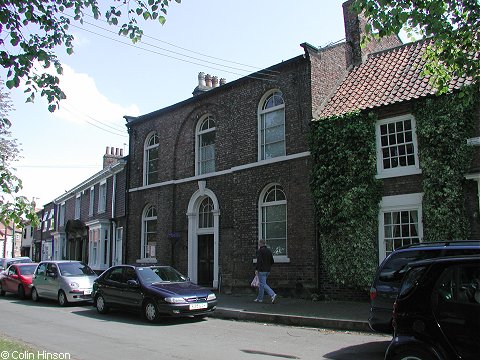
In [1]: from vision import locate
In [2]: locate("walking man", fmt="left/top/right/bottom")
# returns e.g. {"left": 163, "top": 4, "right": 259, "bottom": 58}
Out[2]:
{"left": 254, "top": 239, "right": 277, "bottom": 303}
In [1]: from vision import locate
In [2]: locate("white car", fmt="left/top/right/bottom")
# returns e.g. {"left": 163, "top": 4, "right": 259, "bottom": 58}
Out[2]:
{"left": 31, "top": 260, "right": 97, "bottom": 306}
{"left": 0, "top": 257, "right": 32, "bottom": 272}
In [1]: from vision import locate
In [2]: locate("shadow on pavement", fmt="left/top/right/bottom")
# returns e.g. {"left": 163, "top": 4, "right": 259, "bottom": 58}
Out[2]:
{"left": 70, "top": 307, "right": 209, "bottom": 327}
{"left": 323, "top": 341, "right": 390, "bottom": 360}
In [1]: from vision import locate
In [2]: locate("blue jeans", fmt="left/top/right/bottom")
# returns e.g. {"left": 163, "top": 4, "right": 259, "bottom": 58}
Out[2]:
{"left": 256, "top": 271, "right": 275, "bottom": 301}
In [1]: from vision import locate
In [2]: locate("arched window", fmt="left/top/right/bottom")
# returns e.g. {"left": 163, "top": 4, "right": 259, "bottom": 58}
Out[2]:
{"left": 144, "top": 132, "right": 159, "bottom": 186}
{"left": 259, "top": 91, "right": 285, "bottom": 160}
{"left": 141, "top": 205, "right": 157, "bottom": 258}
{"left": 259, "top": 184, "right": 287, "bottom": 256}
{"left": 196, "top": 115, "right": 216, "bottom": 175}
{"left": 198, "top": 197, "right": 214, "bottom": 229}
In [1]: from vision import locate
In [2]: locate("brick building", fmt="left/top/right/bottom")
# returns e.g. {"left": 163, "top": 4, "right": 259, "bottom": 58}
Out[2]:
{"left": 124, "top": 1, "right": 400, "bottom": 294}
{"left": 40, "top": 147, "right": 128, "bottom": 273}
{"left": 0, "top": 221, "right": 22, "bottom": 258}
{"left": 316, "top": 38, "right": 480, "bottom": 279}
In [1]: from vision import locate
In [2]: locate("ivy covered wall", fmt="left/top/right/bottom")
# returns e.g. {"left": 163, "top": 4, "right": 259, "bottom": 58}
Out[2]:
{"left": 309, "top": 87, "right": 478, "bottom": 291}
{"left": 309, "top": 111, "right": 382, "bottom": 289}
{"left": 415, "top": 87, "right": 478, "bottom": 241}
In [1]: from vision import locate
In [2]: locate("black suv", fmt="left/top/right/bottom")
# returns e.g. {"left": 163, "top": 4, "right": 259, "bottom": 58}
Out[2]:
{"left": 385, "top": 255, "right": 480, "bottom": 360}
{"left": 369, "top": 240, "right": 480, "bottom": 333}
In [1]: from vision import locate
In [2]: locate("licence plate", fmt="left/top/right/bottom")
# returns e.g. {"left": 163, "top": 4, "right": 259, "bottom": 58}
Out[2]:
{"left": 189, "top": 303, "right": 207, "bottom": 310}
{"left": 83, "top": 289, "right": 92, "bottom": 295}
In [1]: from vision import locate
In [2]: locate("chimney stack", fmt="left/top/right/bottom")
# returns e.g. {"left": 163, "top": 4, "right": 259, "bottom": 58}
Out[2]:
{"left": 103, "top": 146, "right": 123, "bottom": 169}
{"left": 343, "top": 0, "right": 364, "bottom": 68}
{"left": 342, "top": 0, "right": 402, "bottom": 69}
{"left": 192, "top": 72, "right": 227, "bottom": 96}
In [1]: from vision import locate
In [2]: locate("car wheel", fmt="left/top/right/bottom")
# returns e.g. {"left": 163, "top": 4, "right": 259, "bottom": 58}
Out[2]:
{"left": 18, "top": 285, "right": 26, "bottom": 299}
{"left": 95, "top": 294, "right": 109, "bottom": 314}
{"left": 143, "top": 300, "right": 159, "bottom": 323}
{"left": 58, "top": 290, "right": 68, "bottom": 307}
{"left": 31, "top": 287, "right": 40, "bottom": 302}
{"left": 392, "top": 348, "right": 435, "bottom": 360}
{"left": 0, "top": 283, "right": 5, "bottom": 296}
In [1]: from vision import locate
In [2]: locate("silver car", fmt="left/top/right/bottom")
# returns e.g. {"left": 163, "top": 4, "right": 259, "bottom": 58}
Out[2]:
{"left": 31, "top": 261, "right": 97, "bottom": 306}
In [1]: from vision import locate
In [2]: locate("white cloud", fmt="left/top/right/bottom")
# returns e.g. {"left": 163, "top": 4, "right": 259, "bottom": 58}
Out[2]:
{"left": 71, "top": 31, "right": 91, "bottom": 48}
{"left": 53, "top": 64, "right": 140, "bottom": 127}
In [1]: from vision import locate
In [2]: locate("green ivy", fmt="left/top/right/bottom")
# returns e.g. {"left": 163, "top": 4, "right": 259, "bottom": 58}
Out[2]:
{"left": 309, "top": 87, "right": 478, "bottom": 291}
{"left": 415, "top": 87, "right": 478, "bottom": 241}
{"left": 309, "top": 111, "right": 382, "bottom": 288}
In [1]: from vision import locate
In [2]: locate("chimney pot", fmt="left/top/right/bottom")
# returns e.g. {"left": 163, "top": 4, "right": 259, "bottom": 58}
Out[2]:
{"left": 220, "top": 78, "right": 227, "bottom": 86}
{"left": 198, "top": 72, "right": 206, "bottom": 87}
{"left": 120, "top": 149, "right": 124, "bottom": 156}
{"left": 212, "top": 76, "right": 219, "bottom": 88}
{"left": 106, "top": 146, "right": 110, "bottom": 154}
{"left": 205, "top": 74, "right": 212, "bottom": 87}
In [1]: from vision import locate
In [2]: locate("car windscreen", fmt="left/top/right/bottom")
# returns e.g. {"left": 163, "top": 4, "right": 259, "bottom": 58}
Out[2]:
{"left": 17, "top": 265, "right": 37, "bottom": 275}
{"left": 6, "top": 258, "right": 32, "bottom": 268}
{"left": 136, "top": 266, "right": 188, "bottom": 284}
{"left": 58, "top": 262, "right": 96, "bottom": 276}
{"left": 152, "top": 266, "right": 188, "bottom": 282}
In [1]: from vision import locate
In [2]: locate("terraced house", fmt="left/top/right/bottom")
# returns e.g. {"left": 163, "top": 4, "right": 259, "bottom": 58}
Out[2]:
{"left": 317, "top": 40, "right": 480, "bottom": 257}
{"left": 32, "top": 147, "right": 128, "bottom": 274}
{"left": 123, "top": 1, "right": 400, "bottom": 296}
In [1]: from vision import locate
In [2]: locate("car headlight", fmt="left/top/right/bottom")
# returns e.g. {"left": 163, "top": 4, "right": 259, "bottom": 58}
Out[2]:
{"left": 207, "top": 293, "right": 216, "bottom": 301}
{"left": 165, "top": 297, "right": 186, "bottom": 304}
{"left": 69, "top": 282, "right": 79, "bottom": 288}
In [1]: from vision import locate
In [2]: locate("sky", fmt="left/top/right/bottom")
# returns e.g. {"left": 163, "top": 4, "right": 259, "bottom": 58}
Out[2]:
{"left": 6, "top": 0, "right": 351, "bottom": 207}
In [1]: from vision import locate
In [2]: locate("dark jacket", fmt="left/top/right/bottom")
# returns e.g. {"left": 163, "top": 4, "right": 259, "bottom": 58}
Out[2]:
{"left": 256, "top": 245, "right": 274, "bottom": 272}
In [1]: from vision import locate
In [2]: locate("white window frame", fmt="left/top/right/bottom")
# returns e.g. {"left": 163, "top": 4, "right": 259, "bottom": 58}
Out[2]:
{"left": 54, "top": 234, "right": 66, "bottom": 260}
{"left": 89, "top": 187, "right": 95, "bottom": 216}
{"left": 114, "top": 227, "right": 123, "bottom": 265}
{"left": 258, "top": 183, "right": 289, "bottom": 262}
{"left": 41, "top": 211, "right": 49, "bottom": 232}
{"left": 89, "top": 228, "right": 99, "bottom": 267}
{"left": 258, "top": 90, "right": 286, "bottom": 161}
{"left": 86, "top": 220, "right": 110, "bottom": 270}
{"left": 48, "top": 209, "right": 55, "bottom": 230}
{"left": 75, "top": 193, "right": 81, "bottom": 220}
{"left": 59, "top": 203, "right": 65, "bottom": 226}
{"left": 102, "top": 228, "right": 109, "bottom": 267}
{"left": 195, "top": 115, "right": 216, "bottom": 175}
{"left": 378, "top": 193, "right": 424, "bottom": 263}
{"left": 98, "top": 181, "right": 107, "bottom": 213}
{"left": 141, "top": 205, "right": 157, "bottom": 259}
{"left": 143, "top": 132, "right": 159, "bottom": 186}
{"left": 376, "top": 114, "right": 421, "bottom": 179}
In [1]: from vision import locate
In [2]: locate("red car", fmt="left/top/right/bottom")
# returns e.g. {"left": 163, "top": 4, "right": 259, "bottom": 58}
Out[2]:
{"left": 0, "top": 263, "right": 38, "bottom": 299}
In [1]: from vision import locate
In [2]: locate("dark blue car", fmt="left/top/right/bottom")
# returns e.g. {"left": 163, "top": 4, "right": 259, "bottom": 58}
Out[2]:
{"left": 92, "top": 264, "right": 217, "bottom": 322}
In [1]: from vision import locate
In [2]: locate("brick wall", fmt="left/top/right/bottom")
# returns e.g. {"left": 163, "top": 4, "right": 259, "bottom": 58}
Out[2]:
{"left": 126, "top": 56, "right": 319, "bottom": 294}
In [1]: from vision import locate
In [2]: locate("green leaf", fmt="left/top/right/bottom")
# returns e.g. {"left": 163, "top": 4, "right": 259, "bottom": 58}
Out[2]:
{"left": 158, "top": 16, "right": 166, "bottom": 25}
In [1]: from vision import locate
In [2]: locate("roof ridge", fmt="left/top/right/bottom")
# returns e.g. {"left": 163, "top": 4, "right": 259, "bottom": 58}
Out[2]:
{"left": 367, "top": 38, "right": 431, "bottom": 59}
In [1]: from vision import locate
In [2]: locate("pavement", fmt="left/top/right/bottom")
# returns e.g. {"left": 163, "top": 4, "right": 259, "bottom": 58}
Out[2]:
{"left": 211, "top": 292, "right": 373, "bottom": 333}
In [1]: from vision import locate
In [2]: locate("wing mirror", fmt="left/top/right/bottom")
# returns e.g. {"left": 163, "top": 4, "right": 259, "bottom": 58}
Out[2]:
{"left": 127, "top": 279, "right": 139, "bottom": 287}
